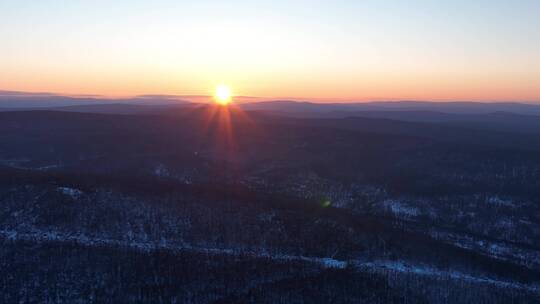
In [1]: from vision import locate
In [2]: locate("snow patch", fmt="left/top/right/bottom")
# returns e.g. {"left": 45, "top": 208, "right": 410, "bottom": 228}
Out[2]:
{"left": 57, "top": 187, "right": 83, "bottom": 198}
{"left": 153, "top": 163, "right": 170, "bottom": 177}
{"left": 486, "top": 196, "right": 515, "bottom": 207}
{"left": 382, "top": 199, "right": 419, "bottom": 217}
{"left": 318, "top": 257, "right": 348, "bottom": 269}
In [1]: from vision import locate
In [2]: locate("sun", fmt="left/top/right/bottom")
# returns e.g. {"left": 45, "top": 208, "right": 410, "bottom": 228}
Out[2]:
{"left": 214, "top": 84, "right": 232, "bottom": 105}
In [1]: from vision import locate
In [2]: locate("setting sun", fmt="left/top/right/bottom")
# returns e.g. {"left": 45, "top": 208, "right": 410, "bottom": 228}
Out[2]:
{"left": 214, "top": 85, "right": 232, "bottom": 105}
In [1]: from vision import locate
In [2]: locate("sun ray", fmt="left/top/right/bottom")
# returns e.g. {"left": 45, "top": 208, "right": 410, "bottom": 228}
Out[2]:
{"left": 185, "top": 85, "right": 262, "bottom": 167}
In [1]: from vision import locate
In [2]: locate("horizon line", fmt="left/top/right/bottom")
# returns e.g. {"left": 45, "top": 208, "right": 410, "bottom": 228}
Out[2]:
{"left": 1, "top": 89, "right": 539, "bottom": 105}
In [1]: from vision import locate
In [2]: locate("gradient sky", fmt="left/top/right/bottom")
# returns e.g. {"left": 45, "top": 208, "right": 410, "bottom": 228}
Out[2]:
{"left": 1, "top": 0, "right": 539, "bottom": 101}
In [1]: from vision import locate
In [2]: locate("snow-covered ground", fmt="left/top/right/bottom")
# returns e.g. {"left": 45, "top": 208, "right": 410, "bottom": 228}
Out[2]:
{"left": 354, "top": 260, "right": 540, "bottom": 292}
{"left": 430, "top": 230, "right": 540, "bottom": 269}
{"left": 1, "top": 228, "right": 538, "bottom": 293}
{"left": 0, "top": 229, "right": 346, "bottom": 270}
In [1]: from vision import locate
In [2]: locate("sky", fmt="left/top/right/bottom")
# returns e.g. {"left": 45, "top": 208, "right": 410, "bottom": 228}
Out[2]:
{"left": 1, "top": 0, "right": 539, "bottom": 101}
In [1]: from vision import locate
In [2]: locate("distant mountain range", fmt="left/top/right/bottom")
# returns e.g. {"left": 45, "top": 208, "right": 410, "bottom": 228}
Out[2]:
{"left": 0, "top": 90, "right": 191, "bottom": 108}
{"left": 2, "top": 90, "right": 540, "bottom": 116}
{"left": 239, "top": 100, "right": 540, "bottom": 116}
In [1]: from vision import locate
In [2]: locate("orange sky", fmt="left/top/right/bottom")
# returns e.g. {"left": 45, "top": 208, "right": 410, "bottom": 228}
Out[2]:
{"left": 1, "top": 1, "right": 539, "bottom": 102}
